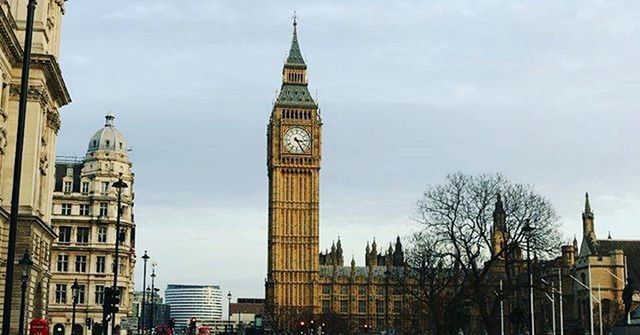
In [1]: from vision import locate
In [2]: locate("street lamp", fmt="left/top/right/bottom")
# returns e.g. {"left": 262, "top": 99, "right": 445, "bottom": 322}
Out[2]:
{"left": 150, "top": 267, "right": 157, "bottom": 332}
{"left": 140, "top": 251, "right": 150, "bottom": 335}
{"left": 18, "top": 249, "right": 33, "bottom": 335}
{"left": 522, "top": 219, "right": 535, "bottom": 335}
{"left": 71, "top": 279, "right": 81, "bottom": 335}
{"left": 1, "top": 1, "right": 39, "bottom": 334}
{"left": 227, "top": 292, "right": 232, "bottom": 334}
{"left": 145, "top": 286, "right": 151, "bottom": 333}
{"left": 112, "top": 174, "right": 128, "bottom": 335}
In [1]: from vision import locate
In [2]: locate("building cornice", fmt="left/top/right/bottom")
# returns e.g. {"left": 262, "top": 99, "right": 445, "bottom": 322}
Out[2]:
{"left": 0, "top": 8, "right": 71, "bottom": 107}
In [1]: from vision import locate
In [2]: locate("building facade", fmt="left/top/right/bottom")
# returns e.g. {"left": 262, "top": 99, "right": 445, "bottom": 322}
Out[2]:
{"left": 0, "top": 1, "right": 71, "bottom": 333}
{"left": 48, "top": 115, "right": 135, "bottom": 335}
{"left": 165, "top": 284, "right": 222, "bottom": 327}
{"left": 265, "top": 20, "right": 407, "bottom": 333}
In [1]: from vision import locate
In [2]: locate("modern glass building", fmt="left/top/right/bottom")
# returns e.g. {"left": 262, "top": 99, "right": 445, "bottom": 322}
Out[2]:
{"left": 165, "top": 284, "right": 223, "bottom": 326}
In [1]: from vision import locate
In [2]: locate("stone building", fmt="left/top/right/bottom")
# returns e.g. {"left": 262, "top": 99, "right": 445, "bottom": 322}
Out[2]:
{"left": 48, "top": 115, "right": 135, "bottom": 335}
{"left": 0, "top": 1, "right": 71, "bottom": 333}
{"left": 571, "top": 193, "right": 639, "bottom": 331}
{"left": 265, "top": 19, "right": 407, "bottom": 332}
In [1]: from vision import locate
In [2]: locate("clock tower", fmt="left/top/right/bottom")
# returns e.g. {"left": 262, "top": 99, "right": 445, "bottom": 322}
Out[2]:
{"left": 266, "top": 18, "right": 321, "bottom": 317}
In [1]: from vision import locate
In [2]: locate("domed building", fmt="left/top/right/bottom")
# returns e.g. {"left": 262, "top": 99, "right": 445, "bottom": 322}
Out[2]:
{"left": 49, "top": 115, "right": 136, "bottom": 335}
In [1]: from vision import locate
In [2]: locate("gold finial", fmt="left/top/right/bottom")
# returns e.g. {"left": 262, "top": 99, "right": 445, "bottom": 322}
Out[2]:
{"left": 292, "top": 10, "right": 297, "bottom": 26}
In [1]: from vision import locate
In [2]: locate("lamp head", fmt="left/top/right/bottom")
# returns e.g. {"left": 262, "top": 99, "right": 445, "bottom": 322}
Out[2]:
{"left": 19, "top": 249, "right": 33, "bottom": 279}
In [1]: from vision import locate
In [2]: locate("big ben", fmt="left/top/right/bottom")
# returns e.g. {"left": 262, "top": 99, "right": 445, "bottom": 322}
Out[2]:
{"left": 266, "top": 18, "right": 321, "bottom": 317}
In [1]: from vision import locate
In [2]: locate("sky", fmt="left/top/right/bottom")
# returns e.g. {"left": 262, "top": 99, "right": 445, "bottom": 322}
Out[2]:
{"left": 56, "top": 1, "right": 640, "bottom": 310}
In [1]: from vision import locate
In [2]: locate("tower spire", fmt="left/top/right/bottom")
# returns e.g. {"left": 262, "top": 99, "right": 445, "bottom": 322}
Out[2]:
{"left": 584, "top": 192, "right": 593, "bottom": 217}
{"left": 286, "top": 14, "right": 305, "bottom": 65}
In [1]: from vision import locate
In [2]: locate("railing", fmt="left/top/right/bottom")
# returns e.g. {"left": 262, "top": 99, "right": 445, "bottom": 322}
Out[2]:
{"left": 56, "top": 155, "right": 84, "bottom": 164}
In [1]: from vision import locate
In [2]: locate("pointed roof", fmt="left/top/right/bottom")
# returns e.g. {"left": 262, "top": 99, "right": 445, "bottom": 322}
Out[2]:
{"left": 286, "top": 18, "right": 305, "bottom": 65}
{"left": 583, "top": 192, "right": 594, "bottom": 218}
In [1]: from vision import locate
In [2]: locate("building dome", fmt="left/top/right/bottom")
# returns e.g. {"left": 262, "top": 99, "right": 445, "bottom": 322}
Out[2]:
{"left": 87, "top": 114, "right": 127, "bottom": 153}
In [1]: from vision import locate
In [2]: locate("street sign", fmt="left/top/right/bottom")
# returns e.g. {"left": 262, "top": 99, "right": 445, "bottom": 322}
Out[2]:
{"left": 120, "top": 317, "right": 138, "bottom": 330}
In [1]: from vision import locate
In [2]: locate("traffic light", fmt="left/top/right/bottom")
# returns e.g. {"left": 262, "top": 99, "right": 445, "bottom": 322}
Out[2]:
{"left": 189, "top": 318, "right": 196, "bottom": 334}
{"left": 103, "top": 287, "right": 120, "bottom": 315}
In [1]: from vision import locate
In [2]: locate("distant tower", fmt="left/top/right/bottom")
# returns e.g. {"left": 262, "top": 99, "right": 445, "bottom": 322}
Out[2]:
{"left": 582, "top": 192, "right": 595, "bottom": 238}
{"left": 491, "top": 193, "right": 508, "bottom": 258}
{"left": 266, "top": 18, "right": 322, "bottom": 315}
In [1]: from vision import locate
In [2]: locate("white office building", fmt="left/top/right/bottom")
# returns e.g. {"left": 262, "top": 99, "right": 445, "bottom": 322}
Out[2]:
{"left": 165, "top": 284, "right": 223, "bottom": 326}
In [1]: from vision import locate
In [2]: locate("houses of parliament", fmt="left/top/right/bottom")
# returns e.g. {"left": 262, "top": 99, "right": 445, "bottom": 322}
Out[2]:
{"left": 265, "top": 19, "right": 408, "bottom": 332}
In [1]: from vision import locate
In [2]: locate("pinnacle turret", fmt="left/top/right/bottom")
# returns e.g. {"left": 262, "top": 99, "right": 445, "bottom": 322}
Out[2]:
{"left": 286, "top": 17, "right": 305, "bottom": 66}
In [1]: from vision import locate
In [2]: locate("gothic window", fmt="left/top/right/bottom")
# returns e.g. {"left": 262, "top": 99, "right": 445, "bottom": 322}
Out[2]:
{"left": 322, "top": 285, "right": 331, "bottom": 295}
{"left": 322, "top": 299, "right": 330, "bottom": 313}
{"left": 358, "top": 300, "right": 367, "bottom": 314}
{"left": 393, "top": 299, "right": 401, "bottom": 314}
{"left": 95, "top": 285, "right": 105, "bottom": 304}
{"left": 56, "top": 255, "right": 68, "bottom": 272}
{"left": 75, "top": 255, "right": 87, "bottom": 273}
{"left": 340, "top": 299, "right": 348, "bottom": 313}
{"left": 76, "top": 227, "right": 90, "bottom": 243}
{"left": 96, "top": 256, "right": 106, "bottom": 273}
{"left": 55, "top": 284, "right": 67, "bottom": 304}
{"left": 376, "top": 286, "right": 384, "bottom": 296}
{"left": 340, "top": 286, "right": 349, "bottom": 295}
{"left": 358, "top": 286, "right": 367, "bottom": 296}
{"left": 61, "top": 204, "right": 72, "bottom": 215}
{"left": 376, "top": 300, "right": 385, "bottom": 314}
{"left": 97, "top": 227, "right": 107, "bottom": 243}
{"left": 58, "top": 227, "right": 71, "bottom": 243}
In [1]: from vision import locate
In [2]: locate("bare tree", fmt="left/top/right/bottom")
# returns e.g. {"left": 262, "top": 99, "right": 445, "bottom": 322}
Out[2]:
{"left": 412, "top": 172, "right": 562, "bottom": 334}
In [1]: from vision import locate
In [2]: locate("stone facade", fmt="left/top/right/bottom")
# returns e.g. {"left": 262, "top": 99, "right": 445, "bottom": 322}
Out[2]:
{"left": 0, "top": 0, "right": 70, "bottom": 333}
{"left": 47, "top": 115, "right": 135, "bottom": 335}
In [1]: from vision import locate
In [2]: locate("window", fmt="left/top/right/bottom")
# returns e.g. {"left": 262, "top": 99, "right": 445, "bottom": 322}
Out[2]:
{"left": 58, "top": 227, "right": 71, "bottom": 243}
{"left": 322, "top": 299, "right": 331, "bottom": 313}
{"left": 61, "top": 204, "right": 72, "bottom": 215}
{"left": 79, "top": 204, "right": 90, "bottom": 216}
{"left": 119, "top": 228, "right": 127, "bottom": 243}
{"left": 376, "top": 300, "right": 385, "bottom": 314}
{"left": 98, "top": 227, "right": 107, "bottom": 243}
{"left": 56, "top": 255, "right": 68, "bottom": 272}
{"left": 75, "top": 255, "right": 87, "bottom": 273}
{"left": 77, "top": 285, "right": 86, "bottom": 304}
{"left": 393, "top": 299, "right": 401, "bottom": 314}
{"left": 95, "top": 285, "right": 105, "bottom": 304}
{"left": 63, "top": 181, "right": 72, "bottom": 192}
{"left": 340, "top": 286, "right": 349, "bottom": 295}
{"left": 119, "top": 257, "right": 127, "bottom": 275}
{"left": 322, "top": 285, "right": 331, "bottom": 295}
{"left": 99, "top": 203, "right": 108, "bottom": 217}
{"left": 377, "top": 286, "right": 384, "bottom": 296}
{"left": 55, "top": 284, "right": 67, "bottom": 304}
{"left": 101, "top": 181, "right": 109, "bottom": 193}
{"left": 77, "top": 227, "right": 90, "bottom": 243}
{"left": 96, "top": 256, "right": 106, "bottom": 273}
{"left": 358, "top": 300, "right": 367, "bottom": 314}
{"left": 81, "top": 181, "right": 89, "bottom": 194}
{"left": 340, "top": 300, "right": 349, "bottom": 313}
{"left": 358, "top": 286, "right": 367, "bottom": 296}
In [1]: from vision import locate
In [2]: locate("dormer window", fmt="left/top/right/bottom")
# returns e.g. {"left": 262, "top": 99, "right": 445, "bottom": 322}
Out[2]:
{"left": 119, "top": 143, "right": 123, "bottom": 149}
{"left": 93, "top": 140, "right": 97, "bottom": 147}
{"left": 63, "top": 181, "right": 72, "bottom": 193}
{"left": 105, "top": 140, "right": 110, "bottom": 147}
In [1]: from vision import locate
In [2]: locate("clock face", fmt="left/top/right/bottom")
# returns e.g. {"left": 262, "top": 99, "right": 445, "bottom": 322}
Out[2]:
{"left": 283, "top": 127, "right": 311, "bottom": 154}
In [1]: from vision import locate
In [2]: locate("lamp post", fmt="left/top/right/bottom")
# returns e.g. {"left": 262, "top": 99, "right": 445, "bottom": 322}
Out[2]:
{"left": 523, "top": 219, "right": 535, "bottom": 335}
{"left": 18, "top": 249, "right": 33, "bottom": 335}
{"left": 145, "top": 286, "right": 151, "bottom": 333}
{"left": 140, "top": 251, "right": 150, "bottom": 335}
{"left": 150, "top": 267, "right": 156, "bottom": 333}
{"left": 71, "top": 279, "right": 80, "bottom": 335}
{"left": 1, "top": 1, "right": 38, "bottom": 334}
{"left": 227, "top": 292, "right": 232, "bottom": 335}
{"left": 112, "top": 174, "right": 128, "bottom": 335}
